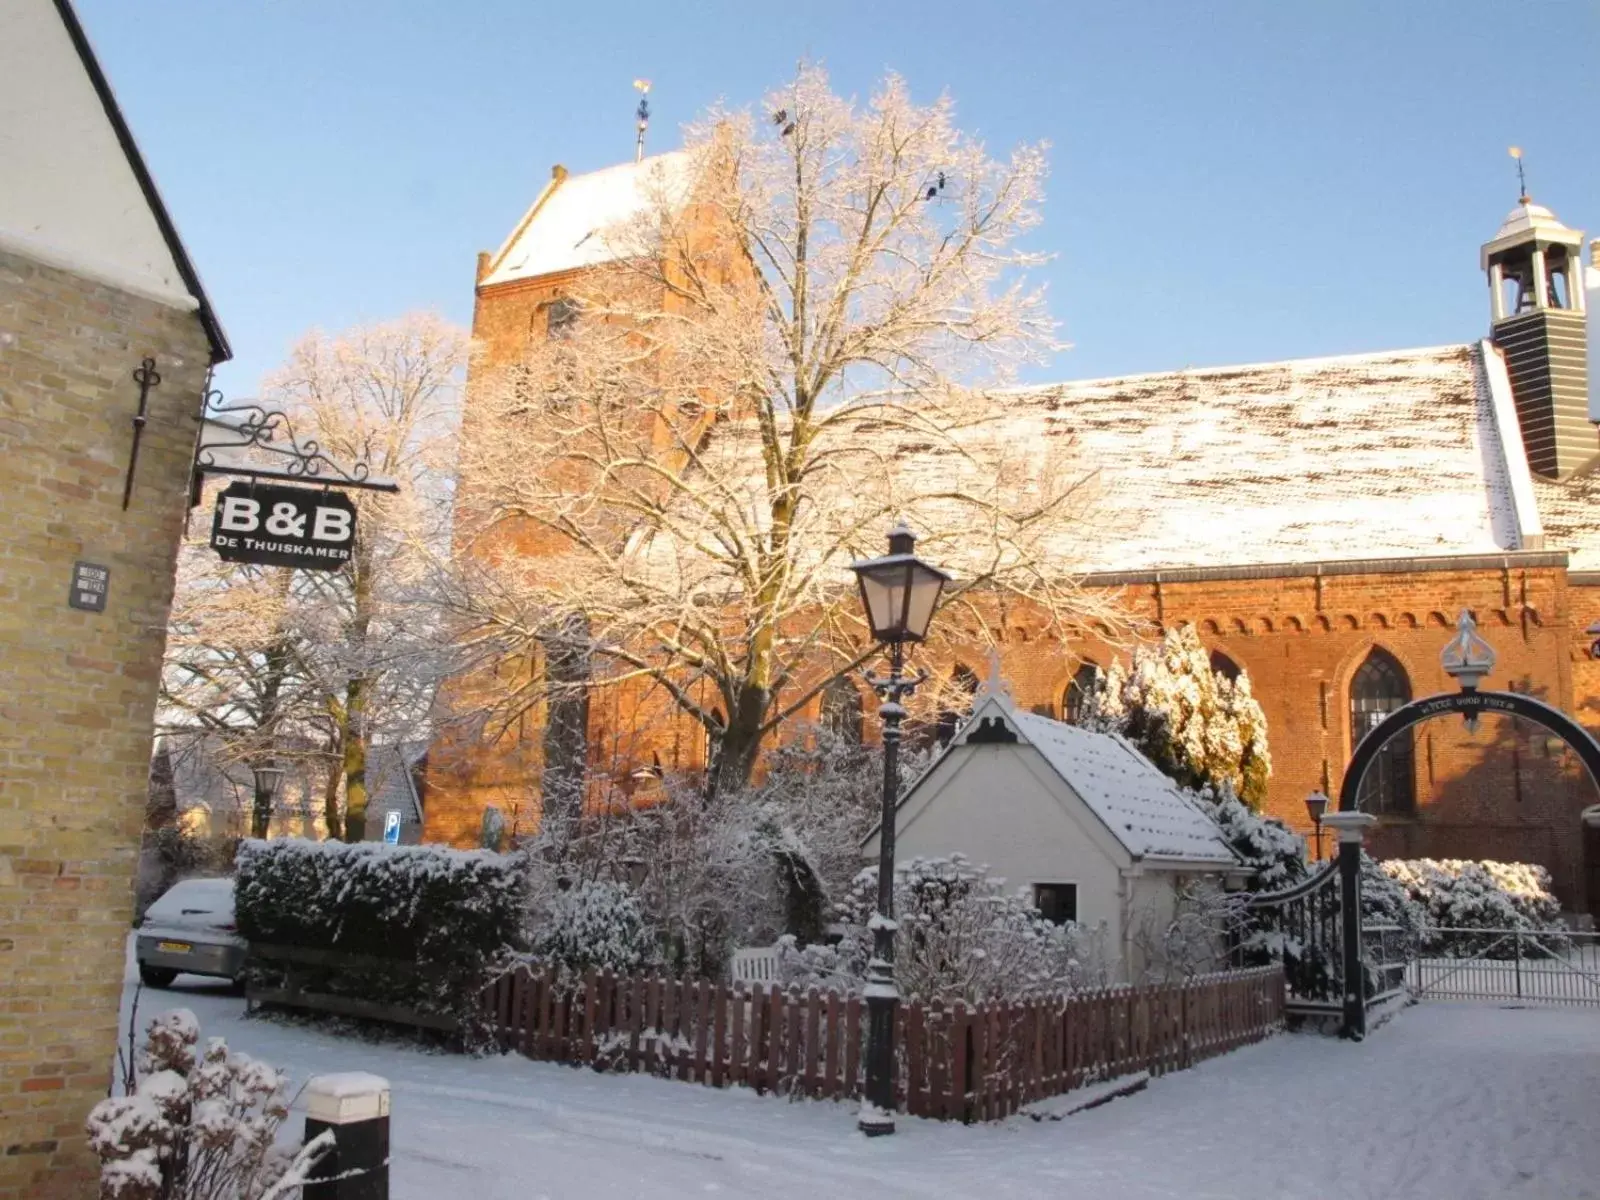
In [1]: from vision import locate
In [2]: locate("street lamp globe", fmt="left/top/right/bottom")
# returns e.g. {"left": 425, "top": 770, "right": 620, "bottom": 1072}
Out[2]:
{"left": 849, "top": 521, "right": 951, "bottom": 645}
{"left": 252, "top": 763, "right": 285, "bottom": 802}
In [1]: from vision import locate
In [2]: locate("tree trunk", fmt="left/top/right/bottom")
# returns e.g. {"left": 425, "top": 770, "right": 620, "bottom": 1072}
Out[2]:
{"left": 341, "top": 676, "right": 369, "bottom": 842}
{"left": 705, "top": 682, "right": 768, "bottom": 799}
{"left": 321, "top": 727, "right": 343, "bottom": 842}
{"left": 341, "top": 542, "right": 374, "bottom": 842}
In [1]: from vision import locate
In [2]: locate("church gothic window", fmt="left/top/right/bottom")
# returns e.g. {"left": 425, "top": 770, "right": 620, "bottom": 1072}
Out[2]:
{"left": 1062, "top": 661, "right": 1099, "bottom": 724}
{"left": 1209, "top": 650, "right": 1240, "bottom": 682}
{"left": 1349, "top": 649, "right": 1415, "bottom": 816}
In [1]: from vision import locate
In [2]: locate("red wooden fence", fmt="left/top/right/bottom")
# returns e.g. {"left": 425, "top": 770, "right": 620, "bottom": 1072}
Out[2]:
{"left": 484, "top": 964, "right": 1285, "bottom": 1122}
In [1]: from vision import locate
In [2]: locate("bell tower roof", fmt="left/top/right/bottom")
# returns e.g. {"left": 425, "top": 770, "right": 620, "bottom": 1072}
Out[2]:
{"left": 1481, "top": 198, "right": 1584, "bottom": 269}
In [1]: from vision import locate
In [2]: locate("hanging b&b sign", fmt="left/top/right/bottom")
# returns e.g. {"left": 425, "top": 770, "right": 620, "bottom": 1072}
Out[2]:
{"left": 210, "top": 482, "right": 356, "bottom": 570}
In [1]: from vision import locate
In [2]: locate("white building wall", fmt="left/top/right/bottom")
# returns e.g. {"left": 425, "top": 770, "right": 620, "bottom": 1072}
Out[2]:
{"left": 890, "top": 743, "right": 1132, "bottom": 948}
{"left": 0, "top": 0, "right": 191, "bottom": 306}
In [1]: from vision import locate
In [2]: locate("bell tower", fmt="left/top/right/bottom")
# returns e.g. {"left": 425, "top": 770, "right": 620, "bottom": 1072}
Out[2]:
{"left": 1481, "top": 193, "right": 1592, "bottom": 478}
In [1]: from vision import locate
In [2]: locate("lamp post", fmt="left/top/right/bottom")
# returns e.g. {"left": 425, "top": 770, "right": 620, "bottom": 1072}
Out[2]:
{"left": 848, "top": 521, "right": 950, "bottom": 1137}
{"left": 251, "top": 762, "right": 285, "bottom": 839}
{"left": 1304, "top": 790, "right": 1329, "bottom": 861}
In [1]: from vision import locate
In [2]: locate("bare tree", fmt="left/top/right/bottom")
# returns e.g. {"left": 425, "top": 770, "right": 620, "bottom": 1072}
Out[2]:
{"left": 452, "top": 65, "right": 1120, "bottom": 799}
{"left": 160, "top": 314, "right": 465, "bottom": 840}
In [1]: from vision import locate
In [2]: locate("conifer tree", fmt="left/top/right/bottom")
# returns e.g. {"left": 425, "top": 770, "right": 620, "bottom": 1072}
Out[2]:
{"left": 1081, "top": 623, "right": 1271, "bottom": 807}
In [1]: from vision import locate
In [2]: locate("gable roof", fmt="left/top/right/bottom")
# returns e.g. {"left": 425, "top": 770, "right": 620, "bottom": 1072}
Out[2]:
{"left": 481, "top": 152, "right": 692, "bottom": 288}
{"left": 632, "top": 341, "right": 1549, "bottom": 594}
{"left": 884, "top": 689, "right": 1238, "bottom": 867}
{"left": 953, "top": 342, "right": 1533, "bottom": 574}
{"left": 0, "top": 1, "right": 228, "bottom": 362}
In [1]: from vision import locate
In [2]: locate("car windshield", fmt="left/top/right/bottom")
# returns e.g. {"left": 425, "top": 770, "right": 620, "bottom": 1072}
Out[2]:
{"left": 145, "top": 878, "right": 235, "bottom": 923}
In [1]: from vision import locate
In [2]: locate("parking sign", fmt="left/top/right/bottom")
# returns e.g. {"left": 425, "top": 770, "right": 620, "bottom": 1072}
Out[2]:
{"left": 382, "top": 810, "right": 402, "bottom": 845}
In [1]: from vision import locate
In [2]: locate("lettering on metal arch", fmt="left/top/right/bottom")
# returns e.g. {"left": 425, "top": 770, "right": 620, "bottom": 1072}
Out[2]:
{"left": 209, "top": 481, "right": 357, "bottom": 571}
{"left": 1337, "top": 688, "right": 1600, "bottom": 813}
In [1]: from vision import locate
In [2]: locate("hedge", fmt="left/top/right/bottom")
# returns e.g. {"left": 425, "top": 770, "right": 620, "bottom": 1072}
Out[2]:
{"left": 234, "top": 839, "right": 526, "bottom": 1041}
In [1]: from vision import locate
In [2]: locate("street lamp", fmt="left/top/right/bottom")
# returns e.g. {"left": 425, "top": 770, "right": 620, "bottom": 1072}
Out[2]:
{"left": 250, "top": 762, "right": 285, "bottom": 839}
{"left": 1304, "top": 790, "right": 1329, "bottom": 861}
{"left": 1440, "top": 609, "right": 1496, "bottom": 732}
{"left": 848, "top": 520, "right": 950, "bottom": 1137}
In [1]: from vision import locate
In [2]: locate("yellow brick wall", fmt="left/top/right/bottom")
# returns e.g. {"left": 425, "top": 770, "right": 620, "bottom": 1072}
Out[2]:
{"left": 0, "top": 246, "right": 214, "bottom": 1199}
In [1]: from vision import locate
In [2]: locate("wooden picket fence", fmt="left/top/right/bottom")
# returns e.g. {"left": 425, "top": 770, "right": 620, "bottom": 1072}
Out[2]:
{"left": 484, "top": 963, "right": 1285, "bottom": 1122}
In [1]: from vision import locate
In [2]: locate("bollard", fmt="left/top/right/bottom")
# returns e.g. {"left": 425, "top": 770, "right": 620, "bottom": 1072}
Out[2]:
{"left": 303, "top": 1072, "right": 390, "bottom": 1200}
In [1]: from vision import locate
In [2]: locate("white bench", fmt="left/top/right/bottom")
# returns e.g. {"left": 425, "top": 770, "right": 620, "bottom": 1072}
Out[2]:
{"left": 729, "top": 946, "right": 779, "bottom": 985}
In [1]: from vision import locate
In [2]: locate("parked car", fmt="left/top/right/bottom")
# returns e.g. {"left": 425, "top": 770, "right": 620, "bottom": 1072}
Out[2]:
{"left": 134, "top": 877, "right": 244, "bottom": 988}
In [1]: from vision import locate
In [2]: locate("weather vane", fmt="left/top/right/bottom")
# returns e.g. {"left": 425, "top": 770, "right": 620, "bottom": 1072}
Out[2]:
{"left": 1509, "top": 146, "right": 1528, "bottom": 203}
{"left": 634, "top": 79, "right": 652, "bottom": 163}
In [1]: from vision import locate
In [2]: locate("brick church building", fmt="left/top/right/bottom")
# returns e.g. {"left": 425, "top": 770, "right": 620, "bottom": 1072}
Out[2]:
{"left": 427, "top": 151, "right": 1600, "bottom": 918}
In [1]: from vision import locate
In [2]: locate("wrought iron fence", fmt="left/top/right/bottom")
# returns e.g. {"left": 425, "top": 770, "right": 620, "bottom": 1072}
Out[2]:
{"left": 1229, "top": 862, "right": 1343, "bottom": 1015}
{"left": 1410, "top": 928, "right": 1600, "bottom": 1007}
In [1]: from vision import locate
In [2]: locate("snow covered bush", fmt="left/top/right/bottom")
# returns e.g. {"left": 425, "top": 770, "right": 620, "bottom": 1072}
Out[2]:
{"left": 86, "top": 1008, "right": 331, "bottom": 1199}
{"left": 778, "top": 855, "right": 1111, "bottom": 1001}
{"left": 1082, "top": 624, "right": 1271, "bottom": 808}
{"left": 235, "top": 838, "right": 526, "bottom": 1041}
{"left": 1190, "top": 781, "right": 1306, "bottom": 890}
{"left": 1379, "top": 858, "right": 1565, "bottom": 954}
{"left": 1129, "top": 879, "right": 1246, "bottom": 983}
{"left": 530, "top": 880, "right": 657, "bottom": 976}
{"left": 519, "top": 725, "right": 931, "bottom": 979}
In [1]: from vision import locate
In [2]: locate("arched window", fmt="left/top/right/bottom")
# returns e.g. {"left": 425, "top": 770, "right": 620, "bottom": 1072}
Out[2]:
{"left": 1209, "top": 650, "right": 1240, "bottom": 682}
{"left": 1062, "top": 661, "right": 1099, "bottom": 724}
{"left": 936, "top": 665, "right": 981, "bottom": 747}
{"left": 818, "top": 675, "right": 864, "bottom": 747}
{"left": 1349, "top": 650, "right": 1414, "bottom": 815}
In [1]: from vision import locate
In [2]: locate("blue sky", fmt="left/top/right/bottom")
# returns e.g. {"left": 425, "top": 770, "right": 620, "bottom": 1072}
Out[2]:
{"left": 78, "top": 1, "right": 1597, "bottom": 396}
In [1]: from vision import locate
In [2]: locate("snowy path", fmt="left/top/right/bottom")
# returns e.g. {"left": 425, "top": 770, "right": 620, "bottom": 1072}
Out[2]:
{"left": 119, "top": 959, "right": 1600, "bottom": 1199}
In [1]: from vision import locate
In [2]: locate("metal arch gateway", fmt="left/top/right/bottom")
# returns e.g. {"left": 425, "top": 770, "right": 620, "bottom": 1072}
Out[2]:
{"left": 1337, "top": 688, "right": 1600, "bottom": 813}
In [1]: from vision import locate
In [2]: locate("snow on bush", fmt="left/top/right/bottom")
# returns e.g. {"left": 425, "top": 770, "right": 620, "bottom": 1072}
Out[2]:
{"left": 530, "top": 880, "right": 657, "bottom": 976}
{"left": 778, "top": 855, "right": 1111, "bottom": 1002}
{"left": 519, "top": 725, "right": 932, "bottom": 978}
{"left": 1081, "top": 624, "right": 1271, "bottom": 808}
{"left": 1379, "top": 858, "right": 1565, "bottom": 953}
{"left": 87, "top": 1008, "right": 332, "bottom": 1199}
{"left": 235, "top": 838, "right": 526, "bottom": 1043}
{"left": 1189, "top": 781, "right": 1306, "bottom": 890}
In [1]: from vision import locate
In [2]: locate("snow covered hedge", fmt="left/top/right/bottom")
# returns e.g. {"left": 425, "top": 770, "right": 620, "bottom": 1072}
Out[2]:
{"left": 235, "top": 839, "right": 526, "bottom": 1039}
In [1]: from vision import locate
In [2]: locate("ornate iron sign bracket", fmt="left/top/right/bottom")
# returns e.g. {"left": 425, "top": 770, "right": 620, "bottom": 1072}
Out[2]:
{"left": 190, "top": 389, "right": 399, "bottom": 505}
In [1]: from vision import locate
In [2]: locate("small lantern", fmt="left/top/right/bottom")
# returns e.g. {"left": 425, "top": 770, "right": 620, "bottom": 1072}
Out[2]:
{"left": 1304, "top": 790, "right": 1329, "bottom": 861}
{"left": 848, "top": 521, "right": 951, "bottom": 644}
{"left": 252, "top": 763, "right": 285, "bottom": 802}
{"left": 1440, "top": 610, "right": 1496, "bottom": 693}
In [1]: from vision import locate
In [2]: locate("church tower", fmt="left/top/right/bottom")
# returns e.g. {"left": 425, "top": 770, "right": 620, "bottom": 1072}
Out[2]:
{"left": 1481, "top": 195, "right": 1592, "bottom": 478}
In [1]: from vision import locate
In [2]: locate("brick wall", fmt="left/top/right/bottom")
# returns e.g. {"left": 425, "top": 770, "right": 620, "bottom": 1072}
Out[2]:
{"left": 0, "top": 246, "right": 213, "bottom": 1198}
{"left": 426, "top": 556, "right": 1600, "bottom": 912}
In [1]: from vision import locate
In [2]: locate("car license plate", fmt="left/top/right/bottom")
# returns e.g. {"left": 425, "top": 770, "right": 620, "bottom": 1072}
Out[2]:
{"left": 157, "top": 941, "right": 191, "bottom": 954}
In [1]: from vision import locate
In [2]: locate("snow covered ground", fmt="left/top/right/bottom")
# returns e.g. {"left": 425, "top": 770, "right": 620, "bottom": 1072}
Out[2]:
{"left": 118, "top": 949, "right": 1600, "bottom": 1199}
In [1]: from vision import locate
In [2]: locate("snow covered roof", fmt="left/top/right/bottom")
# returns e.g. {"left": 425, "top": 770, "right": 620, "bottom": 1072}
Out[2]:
{"left": 1531, "top": 471, "right": 1600, "bottom": 573}
{"left": 988, "top": 342, "right": 1539, "bottom": 573}
{"left": 654, "top": 342, "right": 1535, "bottom": 584}
{"left": 897, "top": 688, "right": 1239, "bottom": 866}
{"left": 481, "top": 152, "right": 692, "bottom": 287}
